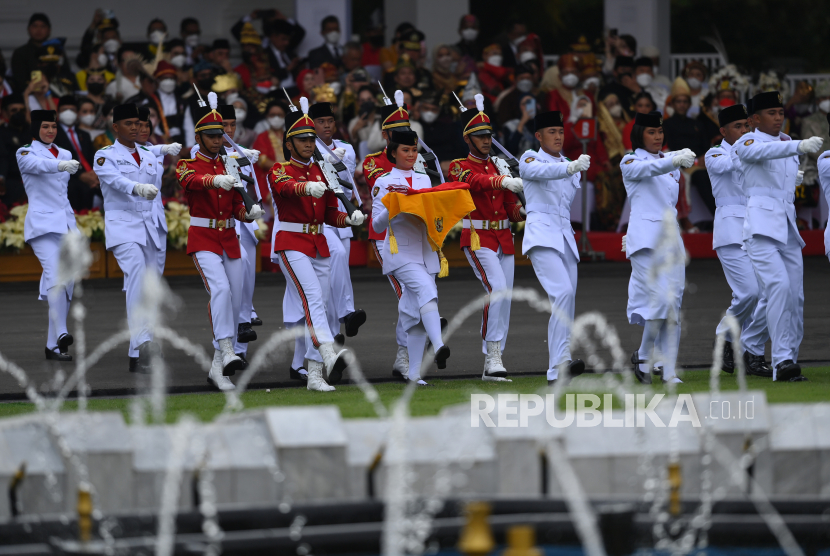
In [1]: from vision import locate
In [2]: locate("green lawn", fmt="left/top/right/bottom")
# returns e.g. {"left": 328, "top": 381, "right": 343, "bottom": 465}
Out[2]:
{"left": 1, "top": 367, "right": 828, "bottom": 423}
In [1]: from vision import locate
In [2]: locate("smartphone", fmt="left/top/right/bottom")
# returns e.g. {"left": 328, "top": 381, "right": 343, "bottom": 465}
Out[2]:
{"left": 359, "top": 101, "right": 375, "bottom": 118}
{"left": 523, "top": 97, "right": 537, "bottom": 119}
{"left": 30, "top": 70, "right": 43, "bottom": 83}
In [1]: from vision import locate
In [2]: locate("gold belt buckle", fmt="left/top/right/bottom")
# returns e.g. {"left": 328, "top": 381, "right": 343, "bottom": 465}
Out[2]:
{"left": 217, "top": 219, "right": 225, "bottom": 230}
{"left": 309, "top": 224, "right": 319, "bottom": 234}
{"left": 486, "top": 220, "right": 497, "bottom": 230}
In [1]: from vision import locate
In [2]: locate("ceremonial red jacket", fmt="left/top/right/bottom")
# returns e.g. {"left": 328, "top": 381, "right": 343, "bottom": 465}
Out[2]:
{"left": 362, "top": 148, "right": 394, "bottom": 241}
{"left": 268, "top": 158, "right": 348, "bottom": 258}
{"left": 448, "top": 153, "right": 525, "bottom": 255}
{"left": 176, "top": 151, "right": 250, "bottom": 257}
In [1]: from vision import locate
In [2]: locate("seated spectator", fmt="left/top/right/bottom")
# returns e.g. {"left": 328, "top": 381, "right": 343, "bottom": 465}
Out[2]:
{"left": 499, "top": 19, "right": 527, "bottom": 68}
{"left": 0, "top": 94, "right": 29, "bottom": 205}
{"left": 640, "top": 45, "right": 672, "bottom": 89}
{"left": 599, "top": 92, "right": 630, "bottom": 136}
{"left": 455, "top": 14, "right": 481, "bottom": 62}
{"left": 697, "top": 92, "right": 724, "bottom": 148}
{"left": 106, "top": 46, "right": 142, "bottom": 102}
{"left": 166, "top": 38, "right": 188, "bottom": 74}
{"left": 11, "top": 13, "right": 52, "bottom": 92}
{"left": 663, "top": 77, "right": 707, "bottom": 156}
{"left": 262, "top": 16, "right": 305, "bottom": 90}
{"left": 516, "top": 33, "right": 544, "bottom": 69}
{"left": 391, "top": 56, "right": 418, "bottom": 92}
{"left": 77, "top": 97, "right": 105, "bottom": 141}
{"left": 307, "top": 16, "right": 344, "bottom": 69}
{"left": 634, "top": 57, "right": 668, "bottom": 113}
{"left": 495, "top": 63, "right": 537, "bottom": 126}
{"left": 801, "top": 81, "right": 830, "bottom": 186}
{"left": 152, "top": 61, "right": 184, "bottom": 143}
{"left": 417, "top": 90, "right": 467, "bottom": 172}
{"left": 205, "top": 40, "right": 233, "bottom": 75}
{"left": 681, "top": 61, "right": 708, "bottom": 118}
{"left": 84, "top": 68, "right": 110, "bottom": 112}
{"left": 55, "top": 95, "right": 99, "bottom": 211}
{"left": 622, "top": 91, "right": 656, "bottom": 151}
{"left": 233, "top": 23, "right": 265, "bottom": 89}
{"left": 599, "top": 56, "right": 639, "bottom": 117}
{"left": 341, "top": 42, "right": 363, "bottom": 74}
{"left": 348, "top": 85, "right": 380, "bottom": 150}
{"left": 431, "top": 45, "right": 463, "bottom": 95}
{"left": 380, "top": 22, "right": 415, "bottom": 74}
{"left": 478, "top": 44, "right": 512, "bottom": 103}
{"left": 251, "top": 99, "right": 288, "bottom": 193}
{"left": 601, "top": 31, "right": 636, "bottom": 77}
{"left": 339, "top": 68, "right": 370, "bottom": 127}
{"left": 76, "top": 44, "right": 115, "bottom": 92}
{"left": 180, "top": 17, "right": 204, "bottom": 65}
{"left": 145, "top": 19, "right": 168, "bottom": 58}
{"left": 360, "top": 23, "right": 385, "bottom": 82}
{"left": 92, "top": 102, "right": 117, "bottom": 150}
{"left": 395, "top": 30, "right": 432, "bottom": 91}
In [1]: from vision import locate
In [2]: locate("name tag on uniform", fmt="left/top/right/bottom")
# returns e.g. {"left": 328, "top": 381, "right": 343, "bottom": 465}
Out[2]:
{"left": 117, "top": 159, "right": 132, "bottom": 166}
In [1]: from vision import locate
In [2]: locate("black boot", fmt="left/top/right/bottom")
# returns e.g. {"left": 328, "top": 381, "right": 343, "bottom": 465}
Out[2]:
{"left": 744, "top": 352, "right": 773, "bottom": 378}
{"left": 344, "top": 309, "right": 367, "bottom": 337}
{"left": 568, "top": 359, "right": 585, "bottom": 377}
{"left": 45, "top": 347, "right": 72, "bottom": 362}
{"left": 250, "top": 317, "right": 263, "bottom": 326}
{"left": 434, "top": 345, "right": 451, "bottom": 369}
{"left": 58, "top": 333, "right": 74, "bottom": 354}
{"left": 236, "top": 353, "right": 249, "bottom": 370}
{"left": 237, "top": 322, "right": 257, "bottom": 343}
{"left": 775, "top": 360, "right": 807, "bottom": 382}
{"left": 631, "top": 350, "right": 651, "bottom": 384}
{"left": 334, "top": 333, "right": 345, "bottom": 348}
{"left": 290, "top": 366, "right": 308, "bottom": 381}
{"left": 721, "top": 341, "right": 735, "bottom": 373}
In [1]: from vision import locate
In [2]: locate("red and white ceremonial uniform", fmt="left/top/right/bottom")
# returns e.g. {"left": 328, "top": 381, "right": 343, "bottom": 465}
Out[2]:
{"left": 449, "top": 153, "right": 524, "bottom": 354}
{"left": 269, "top": 157, "right": 349, "bottom": 363}
{"left": 177, "top": 151, "right": 252, "bottom": 348}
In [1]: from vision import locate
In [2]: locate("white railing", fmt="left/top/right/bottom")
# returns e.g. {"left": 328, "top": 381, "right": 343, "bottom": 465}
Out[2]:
{"left": 670, "top": 53, "right": 725, "bottom": 80}
{"left": 543, "top": 54, "right": 560, "bottom": 68}
{"left": 785, "top": 73, "right": 830, "bottom": 95}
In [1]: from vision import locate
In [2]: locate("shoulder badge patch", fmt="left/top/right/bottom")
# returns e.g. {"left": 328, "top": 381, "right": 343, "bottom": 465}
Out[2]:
{"left": 449, "top": 163, "right": 461, "bottom": 177}
{"left": 272, "top": 164, "right": 285, "bottom": 175}
{"left": 624, "top": 159, "right": 634, "bottom": 164}
{"left": 97, "top": 157, "right": 105, "bottom": 166}
{"left": 364, "top": 157, "right": 377, "bottom": 171}
{"left": 744, "top": 139, "right": 754, "bottom": 146}
{"left": 373, "top": 186, "right": 380, "bottom": 197}
{"left": 524, "top": 157, "right": 535, "bottom": 163}
{"left": 20, "top": 151, "right": 28, "bottom": 156}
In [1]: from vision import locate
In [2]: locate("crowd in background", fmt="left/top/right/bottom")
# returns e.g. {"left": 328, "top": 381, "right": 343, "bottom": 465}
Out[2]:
{"left": 1, "top": 9, "right": 829, "bottom": 235}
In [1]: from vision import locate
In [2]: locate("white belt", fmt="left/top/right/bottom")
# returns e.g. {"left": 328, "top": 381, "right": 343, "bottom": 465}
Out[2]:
{"left": 190, "top": 217, "right": 235, "bottom": 230}
{"left": 105, "top": 200, "right": 153, "bottom": 212}
{"left": 746, "top": 188, "right": 794, "bottom": 203}
{"left": 463, "top": 218, "right": 509, "bottom": 231}
{"left": 525, "top": 202, "right": 570, "bottom": 218}
{"left": 715, "top": 195, "right": 746, "bottom": 207}
{"left": 279, "top": 222, "right": 325, "bottom": 235}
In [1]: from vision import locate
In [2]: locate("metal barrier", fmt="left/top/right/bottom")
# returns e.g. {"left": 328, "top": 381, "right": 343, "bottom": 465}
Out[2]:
{"left": 785, "top": 73, "right": 830, "bottom": 94}
{"left": 670, "top": 53, "right": 725, "bottom": 80}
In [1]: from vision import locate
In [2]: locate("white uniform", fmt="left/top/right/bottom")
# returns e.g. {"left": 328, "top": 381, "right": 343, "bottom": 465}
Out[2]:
{"left": 620, "top": 148, "right": 685, "bottom": 381}
{"left": 705, "top": 141, "right": 768, "bottom": 356}
{"left": 816, "top": 151, "right": 830, "bottom": 259}
{"left": 322, "top": 138, "right": 358, "bottom": 337}
{"left": 95, "top": 140, "right": 163, "bottom": 358}
{"left": 16, "top": 141, "right": 77, "bottom": 352}
{"left": 733, "top": 130, "right": 805, "bottom": 374}
{"left": 519, "top": 149, "right": 580, "bottom": 380}
{"left": 372, "top": 167, "right": 445, "bottom": 381}
{"left": 142, "top": 142, "right": 168, "bottom": 273}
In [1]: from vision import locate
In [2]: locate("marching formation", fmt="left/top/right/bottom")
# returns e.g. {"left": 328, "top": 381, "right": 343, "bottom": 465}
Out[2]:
{"left": 17, "top": 88, "right": 827, "bottom": 390}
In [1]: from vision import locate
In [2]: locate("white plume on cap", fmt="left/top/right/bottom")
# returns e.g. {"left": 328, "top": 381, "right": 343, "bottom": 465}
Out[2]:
{"left": 475, "top": 93, "right": 484, "bottom": 113}
{"left": 299, "top": 96, "right": 309, "bottom": 114}
{"left": 208, "top": 91, "right": 218, "bottom": 110}
{"left": 394, "top": 90, "right": 404, "bottom": 108}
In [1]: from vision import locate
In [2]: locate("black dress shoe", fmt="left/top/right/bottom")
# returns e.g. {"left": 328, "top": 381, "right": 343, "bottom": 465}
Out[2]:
{"left": 631, "top": 350, "right": 651, "bottom": 384}
{"left": 721, "top": 340, "right": 735, "bottom": 374}
{"left": 129, "top": 356, "right": 150, "bottom": 374}
{"left": 45, "top": 347, "right": 72, "bottom": 362}
{"left": 775, "top": 360, "right": 803, "bottom": 382}
{"left": 57, "top": 333, "right": 74, "bottom": 353}
{"left": 744, "top": 352, "right": 773, "bottom": 378}
{"left": 392, "top": 369, "right": 407, "bottom": 381}
{"left": 440, "top": 317, "right": 448, "bottom": 331}
{"left": 344, "top": 309, "right": 367, "bottom": 337}
{"left": 236, "top": 353, "right": 249, "bottom": 370}
{"left": 334, "top": 333, "right": 345, "bottom": 347}
{"left": 137, "top": 341, "right": 161, "bottom": 371}
{"left": 434, "top": 345, "right": 451, "bottom": 369}
{"left": 568, "top": 359, "right": 585, "bottom": 377}
{"left": 290, "top": 366, "right": 308, "bottom": 381}
{"left": 237, "top": 322, "right": 257, "bottom": 343}
{"left": 250, "top": 317, "right": 263, "bottom": 326}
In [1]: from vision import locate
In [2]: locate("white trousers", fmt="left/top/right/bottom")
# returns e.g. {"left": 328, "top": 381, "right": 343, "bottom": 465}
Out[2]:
{"left": 745, "top": 227, "right": 804, "bottom": 370}
{"left": 393, "top": 262, "right": 439, "bottom": 332}
{"left": 156, "top": 228, "right": 167, "bottom": 274}
{"left": 371, "top": 239, "right": 407, "bottom": 347}
{"left": 325, "top": 227, "right": 355, "bottom": 336}
{"left": 627, "top": 247, "right": 685, "bottom": 325}
{"left": 29, "top": 232, "right": 73, "bottom": 350}
{"left": 464, "top": 246, "right": 515, "bottom": 354}
{"left": 193, "top": 250, "right": 244, "bottom": 351}
{"left": 528, "top": 246, "right": 578, "bottom": 380}
{"left": 277, "top": 250, "right": 334, "bottom": 363}
{"left": 112, "top": 232, "right": 161, "bottom": 357}
{"left": 238, "top": 225, "right": 258, "bottom": 326}
{"left": 715, "top": 244, "right": 769, "bottom": 356}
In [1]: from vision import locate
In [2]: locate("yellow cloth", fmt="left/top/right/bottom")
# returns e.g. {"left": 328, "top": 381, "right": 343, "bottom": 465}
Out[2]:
{"left": 382, "top": 186, "right": 475, "bottom": 253}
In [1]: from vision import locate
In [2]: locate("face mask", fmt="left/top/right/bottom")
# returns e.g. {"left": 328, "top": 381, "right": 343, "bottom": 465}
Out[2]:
{"left": 512, "top": 34, "right": 527, "bottom": 46}
{"left": 197, "top": 77, "right": 215, "bottom": 91}
{"left": 636, "top": 73, "right": 653, "bottom": 87}
{"left": 9, "top": 111, "right": 27, "bottom": 128}
{"left": 159, "top": 79, "right": 176, "bottom": 94}
{"left": 97, "top": 53, "right": 109, "bottom": 67}
{"left": 686, "top": 77, "right": 701, "bottom": 89}
{"left": 170, "top": 55, "right": 186, "bottom": 68}
{"left": 519, "top": 51, "right": 536, "bottom": 64}
{"left": 420, "top": 110, "right": 438, "bottom": 123}
{"left": 325, "top": 31, "right": 340, "bottom": 44}
{"left": 149, "top": 30, "right": 166, "bottom": 44}
{"left": 710, "top": 105, "right": 720, "bottom": 115}
{"left": 103, "top": 39, "right": 120, "bottom": 54}
{"left": 268, "top": 115, "right": 285, "bottom": 130}
{"left": 449, "top": 61, "right": 459, "bottom": 73}
{"left": 87, "top": 82, "right": 105, "bottom": 95}
{"left": 256, "top": 85, "right": 274, "bottom": 94}
{"left": 820, "top": 100, "right": 830, "bottom": 113}
{"left": 561, "top": 73, "right": 579, "bottom": 88}
{"left": 59, "top": 110, "right": 77, "bottom": 126}
{"left": 487, "top": 55, "right": 502, "bottom": 67}
{"left": 79, "top": 113, "right": 97, "bottom": 126}
{"left": 516, "top": 79, "right": 533, "bottom": 93}
{"left": 235, "top": 108, "right": 247, "bottom": 121}
{"left": 437, "top": 55, "right": 453, "bottom": 69}
{"left": 461, "top": 28, "right": 478, "bottom": 41}
{"left": 583, "top": 76, "right": 600, "bottom": 89}
{"left": 329, "top": 81, "right": 342, "bottom": 95}
{"left": 608, "top": 104, "right": 623, "bottom": 117}
{"left": 185, "top": 34, "right": 200, "bottom": 48}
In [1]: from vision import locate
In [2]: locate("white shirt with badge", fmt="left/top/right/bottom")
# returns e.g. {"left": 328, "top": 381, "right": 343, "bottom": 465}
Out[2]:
{"left": 94, "top": 140, "right": 163, "bottom": 251}
{"left": 16, "top": 141, "right": 77, "bottom": 242}
{"left": 705, "top": 140, "right": 747, "bottom": 249}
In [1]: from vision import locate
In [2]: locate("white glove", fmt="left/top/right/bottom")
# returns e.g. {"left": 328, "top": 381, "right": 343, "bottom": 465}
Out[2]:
{"left": 213, "top": 175, "right": 236, "bottom": 191}
{"left": 58, "top": 160, "right": 80, "bottom": 174}
{"left": 621, "top": 235, "right": 627, "bottom": 252}
{"left": 242, "top": 148, "right": 260, "bottom": 163}
{"left": 133, "top": 183, "right": 159, "bottom": 200}
{"left": 305, "top": 181, "right": 327, "bottom": 198}
{"left": 798, "top": 136, "right": 824, "bottom": 154}
{"left": 502, "top": 177, "right": 523, "bottom": 193}
{"left": 161, "top": 142, "right": 182, "bottom": 156}
{"left": 795, "top": 170, "right": 804, "bottom": 186}
{"left": 346, "top": 209, "right": 365, "bottom": 226}
{"left": 566, "top": 154, "right": 591, "bottom": 175}
{"left": 672, "top": 148, "right": 695, "bottom": 168}
{"left": 245, "top": 204, "right": 265, "bottom": 220}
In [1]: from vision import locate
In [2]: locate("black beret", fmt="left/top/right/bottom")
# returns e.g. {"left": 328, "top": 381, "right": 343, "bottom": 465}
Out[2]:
{"left": 309, "top": 102, "right": 334, "bottom": 120}
{"left": 29, "top": 13, "right": 51, "bottom": 27}
{"left": 634, "top": 111, "right": 663, "bottom": 128}
{"left": 58, "top": 95, "right": 77, "bottom": 109}
{"left": 390, "top": 129, "right": 419, "bottom": 146}
{"left": 534, "top": 110, "right": 564, "bottom": 130}
{"left": 113, "top": 103, "right": 139, "bottom": 122}
{"left": 211, "top": 39, "right": 231, "bottom": 50}
{"left": 750, "top": 91, "right": 783, "bottom": 114}
{"left": 1, "top": 93, "right": 24, "bottom": 109}
{"left": 634, "top": 57, "right": 653, "bottom": 68}
{"left": 267, "top": 19, "right": 294, "bottom": 37}
{"left": 218, "top": 104, "right": 236, "bottom": 120}
{"left": 614, "top": 56, "right": 635, "bottom": 69}
{"left": 718, "top": 104, "right": 748, "bottom": 127}
{"left": 137, "top": 106, "right": 150, "bottom": 121}
{"left": 31, "top": 110, "right": 56, "bottom": 124}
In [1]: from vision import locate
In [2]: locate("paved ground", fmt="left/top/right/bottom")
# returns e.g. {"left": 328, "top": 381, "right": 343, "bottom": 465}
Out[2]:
{"left": 2, "top": 257, "right": 830, "bottom": 398}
